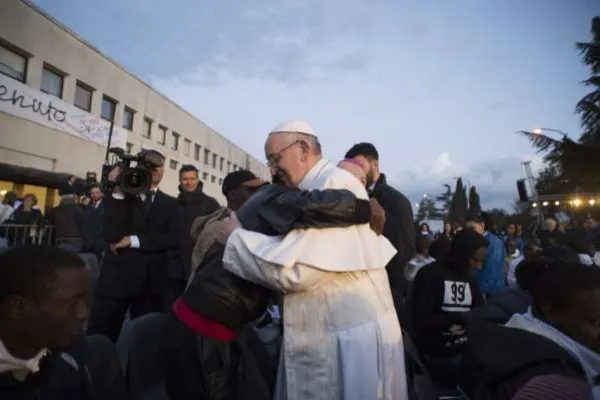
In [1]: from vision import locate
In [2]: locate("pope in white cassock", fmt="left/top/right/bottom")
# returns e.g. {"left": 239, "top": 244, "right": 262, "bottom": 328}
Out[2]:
{"left": 220, "top": 120, "right": 407, "bottom": 400}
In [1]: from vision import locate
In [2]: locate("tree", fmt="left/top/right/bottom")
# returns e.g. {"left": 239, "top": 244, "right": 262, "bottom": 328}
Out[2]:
{"left": 436, "top": 184, "right": 453, "bottom": 218}
{"left": 468, "top": 186, "right": 482, "bottom": 217}
{"left": 576, "top": 16, "right": 600, "bottom": 145}
{"left": 415, "top": 196, "right": 441, "bottom": 223}
{"left": 450, "top": 178, "right": 468, "bottom": 225}
{"left": 519, "top": 16, "right": 600, "bottom": 193}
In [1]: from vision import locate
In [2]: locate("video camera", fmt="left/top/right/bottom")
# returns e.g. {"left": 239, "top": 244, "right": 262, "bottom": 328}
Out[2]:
{"left": 101, "top": 148, "right": 163, "bottom": 196}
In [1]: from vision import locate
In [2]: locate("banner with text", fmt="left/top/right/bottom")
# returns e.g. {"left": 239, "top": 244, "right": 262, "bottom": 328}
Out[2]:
{"left": 0, "top": 74, "right": 127, "bottom": 149}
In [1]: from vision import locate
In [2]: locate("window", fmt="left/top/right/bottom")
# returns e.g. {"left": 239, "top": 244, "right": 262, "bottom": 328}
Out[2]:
{"left": 218, "top": 178, "right": 223, "bottom": 185}
{"left": 122, "top": 107, "right": 135, "bottom": 130}
{"left": 101, "top": 96, "right": 116, "bottom": 121}
{"left": 158, "top": 125, "right": 167, "bottom": 145}
{"left": 143, "top": 118, "right": 152, "bottom": 138}
{"left": 219, "top": 157, "right": 224, "bottom": 171}
{"left": 74, "top": 81, "right": 93, "bottom": 111}
{"left": 171, "top": 132, "right": 180, "bottom": 151}
{"left": 126, "top": 142, "right": 134, "bottom": 153}
{"left": 211, "top": 175, "right": 216, "bottom": 183}
{"left": 0, "top": 43, "right": 27, "bottom": 82}
{"left": 183, "top": 139, "right": 191, "bottom": 156}
{"left": 194, "top": 144, "right": 201, "bottom": 161}
{"left": 169, "top": 159, "right": 178, "bottom": 170}
{"left": 212, "top": 154, "right": 217, "bottom": 168}
{"left": 40, "top": 66, "right": 63, "bottom": 98}
{"left": 204, "top": 149, "right": 210, "bottom": 165}
{"left": 227, "top": 161, "right": 231, "bottom": 172}
{"left": 202, "top": 172, "right": 208, "bottom": 180}
{"left": 233, "top": 164, "right": 238, "bottom": 171}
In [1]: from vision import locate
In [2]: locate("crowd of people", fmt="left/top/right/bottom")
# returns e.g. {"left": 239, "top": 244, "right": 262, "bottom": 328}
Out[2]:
{"left": 0, "top": 119, "right": 599, "bottom": 400}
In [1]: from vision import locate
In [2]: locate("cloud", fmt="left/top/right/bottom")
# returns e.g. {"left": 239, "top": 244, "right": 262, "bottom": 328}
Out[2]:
{"left": 389, "top": 153, "right": 545, "bottom": 211}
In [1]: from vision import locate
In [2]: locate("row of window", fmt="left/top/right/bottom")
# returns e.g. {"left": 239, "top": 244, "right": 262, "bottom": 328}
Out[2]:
{"left": 0, "top": 40, "right": 251, "bottom": 177}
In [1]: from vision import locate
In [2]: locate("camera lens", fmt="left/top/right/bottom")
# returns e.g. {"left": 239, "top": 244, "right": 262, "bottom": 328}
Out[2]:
{"left": 120, "top": 167, "right": 150, "bottom": 195}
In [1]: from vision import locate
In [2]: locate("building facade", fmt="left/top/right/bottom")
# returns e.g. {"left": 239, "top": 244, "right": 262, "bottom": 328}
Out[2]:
{"left": 0, "top": 0, "right": 270, "bottom": 209}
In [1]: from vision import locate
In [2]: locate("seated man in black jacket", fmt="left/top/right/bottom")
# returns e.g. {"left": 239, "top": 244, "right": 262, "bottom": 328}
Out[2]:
{"left": 0, "top": 246, "right": 126, "bottom": 400}
{"left": 461, "top": 261, "right": 599, "bottom": 399}
{"left": 161, "top": 180, "right": 381, "bottom": 400}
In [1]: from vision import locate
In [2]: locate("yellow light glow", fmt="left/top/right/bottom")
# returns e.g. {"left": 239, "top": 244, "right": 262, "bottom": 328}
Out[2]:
{"left": 542, "top": 201, "right": 549, "bottom": 206}
{"left": 532, "top": 202, "right": 538, "bottom": 207}
{"left": 573, "top": 198, "right": 582, "bottom": 207}
{"left": 590, "top": 199, "right": 596, "bottom": 206}
{"left": 555, "top": 201, "right": 560, "bottom": 206}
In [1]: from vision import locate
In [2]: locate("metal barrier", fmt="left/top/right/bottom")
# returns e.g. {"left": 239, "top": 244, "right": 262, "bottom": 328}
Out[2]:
{"left": 0, "top": 224, "right": 56, "bottom": 248}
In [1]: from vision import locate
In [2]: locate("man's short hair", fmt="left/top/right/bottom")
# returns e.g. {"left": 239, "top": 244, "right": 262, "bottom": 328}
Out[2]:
{"left": 0, "top": 246, "right": 86, "bottom": 305}
{"left": 514, "top": 256, "right": 550, "bottom": 292}
{"left": 345, "top": 142, "right": 379, "bottom": 161}
{"left": 533, "top": 261, "right": 600, "bottom": 311}
{"left": 179, "top": 164, "right": 199, "bottom": 177}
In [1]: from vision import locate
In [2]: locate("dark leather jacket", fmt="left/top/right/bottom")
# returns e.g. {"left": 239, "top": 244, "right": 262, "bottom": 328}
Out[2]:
{"left": 180, "top": 184, "right": 371, "bottom": 331}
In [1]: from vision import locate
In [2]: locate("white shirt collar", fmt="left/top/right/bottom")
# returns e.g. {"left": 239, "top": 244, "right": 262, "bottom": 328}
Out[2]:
{"left": 298, "top": 159, "right": 329, "bottom": 191}
{"left": 0, "top": 339, "right": 48, "bottom": 379}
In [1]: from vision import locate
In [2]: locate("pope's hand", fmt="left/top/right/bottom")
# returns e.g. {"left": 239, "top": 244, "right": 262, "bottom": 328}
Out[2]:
{"left": 369, "top": 198, "right": 386, "bottom": 236}
{"left": 214, "top": 213, "right": 241, "bottom": 244}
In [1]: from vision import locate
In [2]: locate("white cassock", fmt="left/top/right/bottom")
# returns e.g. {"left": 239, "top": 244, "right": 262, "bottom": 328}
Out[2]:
{"left": 223, "top": 159, "right": 407, "bottom": 400}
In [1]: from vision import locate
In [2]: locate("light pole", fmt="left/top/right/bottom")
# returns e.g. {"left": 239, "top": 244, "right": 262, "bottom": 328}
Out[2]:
{"left": 531, "top": 127, "right": 568, "bottom": 137}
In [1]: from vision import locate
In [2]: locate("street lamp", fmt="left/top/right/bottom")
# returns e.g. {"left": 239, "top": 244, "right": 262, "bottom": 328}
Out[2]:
{"left": 529, "top": 127, "right": 569, "bottom": 138}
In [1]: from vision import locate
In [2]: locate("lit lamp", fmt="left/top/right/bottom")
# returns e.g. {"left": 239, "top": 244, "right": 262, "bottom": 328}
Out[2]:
{"left": 590, "top": 199, "right": 596, "bottom": 206}
{"left": 573, "top": 198, "right": 582, "bottom": 207}
{"left": 554, "top": 201, "right": 560, "bottom": 206}
{"left": 542, "top": 201, "right": 549, "bottom": 206}
{"left": 532, "top": 202, "right": 538, "bottom": 207}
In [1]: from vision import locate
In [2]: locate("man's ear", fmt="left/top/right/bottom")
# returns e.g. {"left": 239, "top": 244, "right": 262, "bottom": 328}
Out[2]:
{"left": 373, "top": 159, "right": 380, "bottom": 172}
{"left": 2, "top": 295, "right": 29, "bottom": 320}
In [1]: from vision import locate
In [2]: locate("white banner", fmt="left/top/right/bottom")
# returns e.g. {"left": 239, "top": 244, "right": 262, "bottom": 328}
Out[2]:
{"left": 0, "top": 74, "right": 126, "bottom": 149}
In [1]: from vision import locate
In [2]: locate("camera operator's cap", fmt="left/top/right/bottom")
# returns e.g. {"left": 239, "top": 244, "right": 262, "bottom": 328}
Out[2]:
{"left": 222, "top": 170, "right": 268, "bottom": 196}
{"left": 269, "top": 120, "right": 316, "bottom": 137}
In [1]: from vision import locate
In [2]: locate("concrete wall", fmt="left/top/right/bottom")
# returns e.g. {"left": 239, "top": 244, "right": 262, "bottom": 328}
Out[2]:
{"left": 0, "top": 0, "right": 269, "bottom": 204}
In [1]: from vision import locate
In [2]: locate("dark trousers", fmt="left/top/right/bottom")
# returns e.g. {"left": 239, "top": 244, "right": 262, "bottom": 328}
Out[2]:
{"left": 160, "top": 314, "right": 273, "bottom": 400}
{"left": 87, "top": 285, "right": 163, "bottom": 343}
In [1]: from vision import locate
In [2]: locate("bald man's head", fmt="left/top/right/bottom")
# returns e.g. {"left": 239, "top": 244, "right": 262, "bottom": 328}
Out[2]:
{"left": 337, "top": 159, "right": 367, "bottom": 187}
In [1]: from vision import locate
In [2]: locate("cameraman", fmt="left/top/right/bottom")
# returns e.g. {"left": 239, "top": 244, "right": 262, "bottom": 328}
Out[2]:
{"left": 87, "top": 150, "right": 184, "bottom": 343}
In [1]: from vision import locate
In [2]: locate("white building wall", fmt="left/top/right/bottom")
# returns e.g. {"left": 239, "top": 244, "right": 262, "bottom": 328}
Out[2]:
{"left": 0, "top": 0, "right": 270, "bottom": 204}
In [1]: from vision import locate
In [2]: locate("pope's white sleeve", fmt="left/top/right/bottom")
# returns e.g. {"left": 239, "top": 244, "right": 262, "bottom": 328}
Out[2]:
{"left": 222, "top": 228, "right": 331, "bottom": 293}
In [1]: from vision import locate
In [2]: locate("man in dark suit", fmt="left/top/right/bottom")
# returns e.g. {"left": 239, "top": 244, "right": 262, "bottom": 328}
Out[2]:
{"left": 87, "top": 150, "right": 184, "bottom": 343}
{"left": 81, "top": 184, "right": 106, "bottom": 262}
{"left": 345, "top": 143, "right": 416, "bottom": 301}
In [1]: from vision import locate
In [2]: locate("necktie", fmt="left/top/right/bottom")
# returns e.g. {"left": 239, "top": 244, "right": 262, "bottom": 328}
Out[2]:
{"left": 144, "top": 190, "right": 155, "bottom": 209}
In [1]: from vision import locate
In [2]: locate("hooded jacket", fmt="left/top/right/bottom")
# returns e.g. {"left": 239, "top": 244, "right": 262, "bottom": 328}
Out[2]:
{"left": 410, "top": 229, "right": 487, "bottom": 358}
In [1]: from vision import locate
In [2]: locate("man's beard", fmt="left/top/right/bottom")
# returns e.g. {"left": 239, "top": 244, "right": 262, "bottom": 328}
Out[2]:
{"left": 366, "top": 169, "right": 375, "bottom": 187}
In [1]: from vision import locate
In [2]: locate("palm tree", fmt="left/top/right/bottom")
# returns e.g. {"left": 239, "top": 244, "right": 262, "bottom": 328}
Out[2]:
{"left": 576, "top": 16, "right": 600, "bottom": 145}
